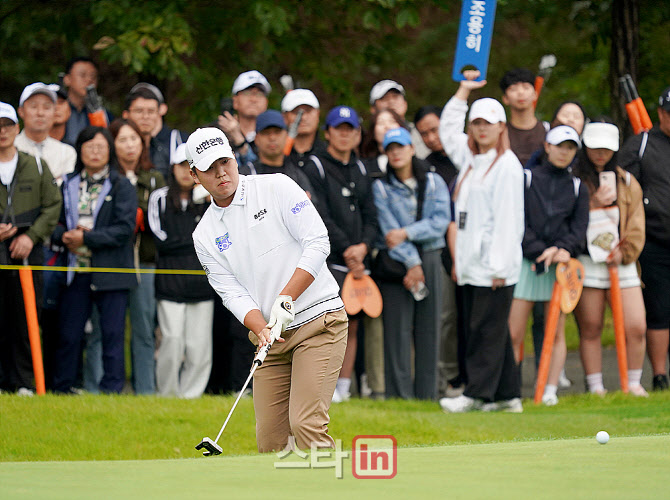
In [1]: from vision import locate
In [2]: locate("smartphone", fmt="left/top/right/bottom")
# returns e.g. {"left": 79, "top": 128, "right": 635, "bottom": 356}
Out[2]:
{"left": 535, "top": 260, "right": 547, "bottom": 275}
{"left": 599, "top": 171, "right": 617, "bottom": 201}
{"left": 220, "top": 97, "right": 234, "bottom": 116}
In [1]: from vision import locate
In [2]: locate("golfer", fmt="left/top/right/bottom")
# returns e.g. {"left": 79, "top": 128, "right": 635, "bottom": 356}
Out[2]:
{"left": 188, "top": 127, "right": 347, "bottom": 453}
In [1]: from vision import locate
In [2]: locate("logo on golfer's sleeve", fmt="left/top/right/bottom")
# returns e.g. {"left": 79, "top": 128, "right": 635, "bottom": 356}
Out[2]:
{"left": 215, "top": 233, "right": 232, "bottom": 252}
{"left": 291, "top": 200, "right": 311, "bottom": 214}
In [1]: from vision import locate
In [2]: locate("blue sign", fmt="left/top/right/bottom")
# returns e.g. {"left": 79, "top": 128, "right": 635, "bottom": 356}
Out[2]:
{"left": 452, "top": 0, "right": 497, "bottom": 82}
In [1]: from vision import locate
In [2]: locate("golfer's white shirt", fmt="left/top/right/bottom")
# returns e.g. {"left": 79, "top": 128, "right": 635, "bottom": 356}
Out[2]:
{"left": 440, "top": 96, "right": 524, "bottom": 287}
{"left": 193, "top": 174, "right": 343, "bottom": 329}
{"left": 14, "top": 131, "right": 76, "bottom": 184}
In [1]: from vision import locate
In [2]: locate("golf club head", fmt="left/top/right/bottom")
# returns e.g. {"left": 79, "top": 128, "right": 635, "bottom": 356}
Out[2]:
{"left": 195, "top": 437, "right": 223, "bottom": 456}
{"left": 280, "top": 74, "right": 294, "bottom": 93}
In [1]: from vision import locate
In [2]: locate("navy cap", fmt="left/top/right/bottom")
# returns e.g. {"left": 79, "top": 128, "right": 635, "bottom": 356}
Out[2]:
{"left": 383, "top": 127, "right": 412, "bottom": 150}
{"left": 325, "top": 105, "right": 359, "bottom": 128}
{"left": 256, "top": 110, "right": 286, "bottom": 132}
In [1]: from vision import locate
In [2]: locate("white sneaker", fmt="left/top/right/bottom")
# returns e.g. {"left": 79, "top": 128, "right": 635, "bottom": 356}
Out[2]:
{"left": 480, "top": 401, "right": 500, "bottom": 412}
{"left": 542, "top": 393, "right": 559, "bottom": 406}
{"left": 500, "top": 398, "right": 523, "bottom": 413}
{"left": 331, "top": 387, "right": 350, "bottom": 404}
{"left": 439, "top": 395, "right": 480, "bottom": 413}
{"left": 481, "top": 398, "right": 523, "bottom": 413}
{"left": 359, "top": 374, "right": 373, "bottom": 398}
{"left": 17, "top": 387, "right": 34, "bottom": 397}
{"left": 445, "top": 383, "right": 465, "bottom": 398}
{"left": 558, "top": 370, "right": 572, "bottom": 388}
{"left": 628, "top": 384, "right": 649, "bottom": 397}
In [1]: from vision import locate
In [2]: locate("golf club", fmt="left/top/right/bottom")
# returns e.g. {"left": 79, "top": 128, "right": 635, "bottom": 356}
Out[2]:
{"left": 195, "top": 323, "right": 283, "bottom": 456}
{"left": 533, "top": 54, "right": 557, "bottom": 108}
{"left": 283, "top": 109, "right": 304, "bottom": 156}
{"left": 279, "top": 74, "right": 295, "bottom": 93}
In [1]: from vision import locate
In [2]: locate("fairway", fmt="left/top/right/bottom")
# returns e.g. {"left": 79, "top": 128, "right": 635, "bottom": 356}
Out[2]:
{"left": 1, "top": 435, "right": 669, "bottom": 499}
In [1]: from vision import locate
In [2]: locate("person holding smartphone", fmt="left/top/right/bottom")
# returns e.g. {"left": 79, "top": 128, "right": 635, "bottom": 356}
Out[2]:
{"left": 507, "top": 125, "right": 589, "bottom": 406}
{"left": 572, "top": 119, "right": 648, "bottom": 396}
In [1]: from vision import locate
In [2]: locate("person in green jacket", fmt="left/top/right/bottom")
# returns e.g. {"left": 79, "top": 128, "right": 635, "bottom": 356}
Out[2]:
{"left": 0, "top": 101, "right": 61, "bottom": 394}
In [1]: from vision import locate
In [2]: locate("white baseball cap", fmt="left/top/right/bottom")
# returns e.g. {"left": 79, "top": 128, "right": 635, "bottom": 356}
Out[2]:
{"left": 468, "top": 98, "right": 506, "bottom": 124}
{"left": 232, "top": 70, "right": 271, "bottom": 95}
{"left": 369, "top": 80, "right": 405, "bottom": 106}
{"left": 582, "top": 122, "right": 619, "bottom": 151}
{"left": 281, "top": 89, "right": 320, "bottom": 112}
{"left": 186, "top": 128, "right": 235, "bottom": 172}
{"left": 19, "top": 82, "right": 57, "bottom": 107}
{"left": 0, "top": 102, "right": 19, "bottom": 123}
{"left": 546, "top": 125, "right": 581, "bottom": 147}
{"left": 171, "top": 143, "right": 188, "bottom": 165}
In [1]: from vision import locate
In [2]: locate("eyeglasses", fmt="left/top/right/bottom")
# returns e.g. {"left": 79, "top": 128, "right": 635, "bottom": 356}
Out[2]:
{"left": 128, "top": 107, "right": 159, "bottom": 117}
{"left": 82, "top": 143, "right": 109, "bottom": 152}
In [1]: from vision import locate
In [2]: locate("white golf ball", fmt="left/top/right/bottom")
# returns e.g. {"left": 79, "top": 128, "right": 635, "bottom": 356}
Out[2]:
{"left": 596, "top": 431, "right": 609, "bottom": 444}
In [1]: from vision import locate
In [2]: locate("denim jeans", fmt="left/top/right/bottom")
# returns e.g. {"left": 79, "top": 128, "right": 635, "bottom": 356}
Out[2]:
{"left": 129, "top": 265, "right": 157, "bottom": 394}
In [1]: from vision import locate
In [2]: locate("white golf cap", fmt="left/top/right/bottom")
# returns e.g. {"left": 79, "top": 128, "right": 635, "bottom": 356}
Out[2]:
{"left": 232, "top": 70, "right": 271, "bottom": 95}
{"left": 582, "top": 122, "right": 619, "bottom": 152}
{"left": 468, "top": 98, "right": 506, "bottom": 124}
{"left": 281, "top": 89, "right": 320, "bottom": 112}
{"left": 546, "top": 125, "right": 581, "bottom": 147}
{"left": 0, "top": 101, "right": 18, "bottom": 123}
{"left": 186, "top": 128, "right": 235, "bottom": 172}
{"left": 19, "top": 82, "right": 57, "bottom": 107}
{"left": 171, "top": 143, "right": 188, "bottom": 165}
{"left": 369, "top": 80, "right": 405, "bottom": 106}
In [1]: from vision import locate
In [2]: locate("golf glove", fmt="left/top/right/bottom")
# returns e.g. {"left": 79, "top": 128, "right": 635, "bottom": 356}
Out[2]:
{"left": 266, "top": 295, "right": 295, "bottom": 336}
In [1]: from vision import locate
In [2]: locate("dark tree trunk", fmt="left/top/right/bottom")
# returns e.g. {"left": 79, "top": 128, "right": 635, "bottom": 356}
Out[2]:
{"left": 610, "top": 0, "right": 639, "bottom": 136}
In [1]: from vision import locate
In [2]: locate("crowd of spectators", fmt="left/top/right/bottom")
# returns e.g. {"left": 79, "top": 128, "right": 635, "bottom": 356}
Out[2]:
{"left": 1, "top": 57, "right": 669, "bottom": 412}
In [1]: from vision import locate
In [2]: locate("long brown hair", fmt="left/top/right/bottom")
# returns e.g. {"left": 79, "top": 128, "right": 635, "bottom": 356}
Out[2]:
{"left": 452, "top": 123, "right": 510, "bottom": 201}
{"left": 108, "top": 117, "right": 154, "bottom": 172}
{"left": 466, "top": 122, "right": 510, "bottom": 158}
{"left": 360, "top": 108, "right": 408, "bottom": 158}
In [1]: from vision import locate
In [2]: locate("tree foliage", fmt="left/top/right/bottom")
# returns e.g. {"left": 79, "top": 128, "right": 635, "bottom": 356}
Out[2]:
{"left": 1, "top": 0, "right": 668, "bottom": 134}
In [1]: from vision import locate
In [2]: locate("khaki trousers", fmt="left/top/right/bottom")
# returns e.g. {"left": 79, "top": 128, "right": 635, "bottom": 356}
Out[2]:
{"left": 252, "top": 309, "right": 348, "bottom": 453}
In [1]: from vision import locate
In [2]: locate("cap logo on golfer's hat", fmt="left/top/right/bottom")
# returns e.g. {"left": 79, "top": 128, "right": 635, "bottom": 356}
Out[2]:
{"left": 194, "top": 136, "right": 225, "bottom": 155}
{"left": 186, "top": 127, "right": 235, "bottom": 171}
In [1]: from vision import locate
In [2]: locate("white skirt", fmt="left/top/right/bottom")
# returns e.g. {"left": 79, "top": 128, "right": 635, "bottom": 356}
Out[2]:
{"left": 578, "top": 254, "right": 640, "bottom": 289}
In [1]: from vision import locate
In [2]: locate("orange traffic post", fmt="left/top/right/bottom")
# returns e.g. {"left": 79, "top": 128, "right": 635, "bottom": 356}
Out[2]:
{"left": 534, "top": 282, "right": 562, "bottom": 404}
{"left": 18, "top": 267, "right": 46, "bottom": 395}
{"left": 608, "top": 265, "right": 629, "bottom": 393}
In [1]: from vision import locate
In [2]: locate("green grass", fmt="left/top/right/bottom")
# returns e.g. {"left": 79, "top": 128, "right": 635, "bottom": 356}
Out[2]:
{"left": 2, "top": 392, "right": 670, "bottom": 462}
{"left": 2, "top": 393, "right": 670, "bottom": 499}
{"left": 1, "top": 436, "right": 669, "bottom": 499}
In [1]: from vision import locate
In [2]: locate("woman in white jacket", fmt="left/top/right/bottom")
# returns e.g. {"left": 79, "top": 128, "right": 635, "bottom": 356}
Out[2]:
{"left": 438, "top": 70, "right": 525, "bottom": 413}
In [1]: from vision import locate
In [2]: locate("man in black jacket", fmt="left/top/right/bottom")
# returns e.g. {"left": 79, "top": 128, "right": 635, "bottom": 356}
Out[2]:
{"left": 303, "top": 105, "right": 378, "bottom": 402}
{"left": 620, "top": 86, "right": 670, "bottom": 391}
{"left": 239, "top": 110, "right": 315, "bottom": 199}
